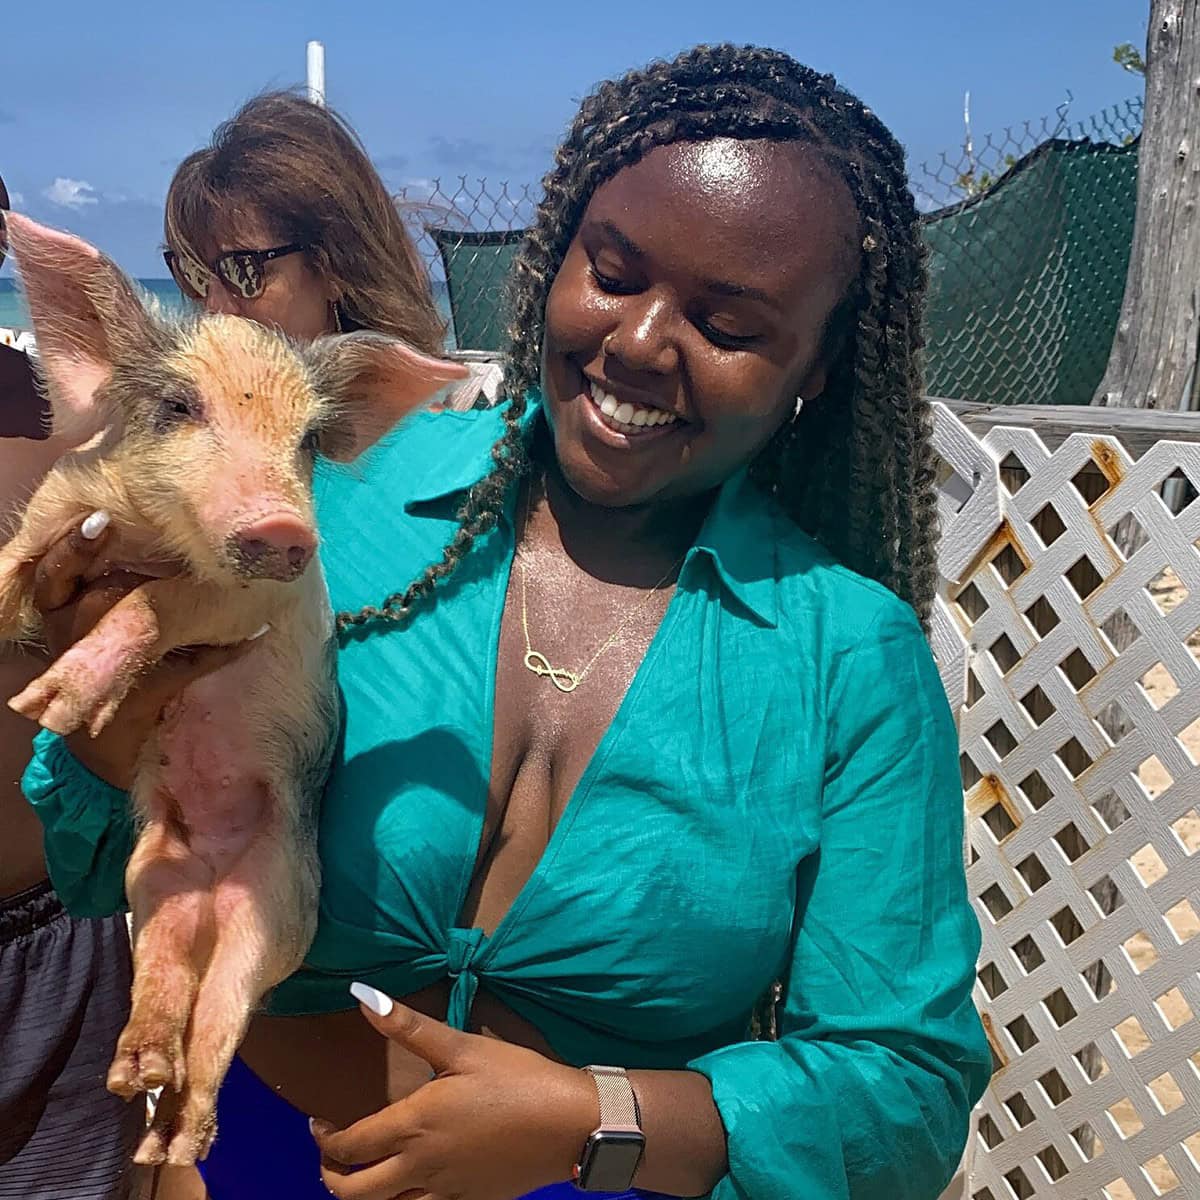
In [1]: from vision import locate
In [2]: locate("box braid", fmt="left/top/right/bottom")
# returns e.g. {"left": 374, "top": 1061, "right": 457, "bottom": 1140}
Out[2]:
{"left": 337, "top": 43, "right": 938, "bottom": 638}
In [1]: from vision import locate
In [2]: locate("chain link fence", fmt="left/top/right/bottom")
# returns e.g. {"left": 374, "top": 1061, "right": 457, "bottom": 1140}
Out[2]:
{"left": 398, "top": 97, "right": 1144, "bottom": 406}
{"left": 915, "top": 97, "right": 1143, "bottom": 407}
{"left": 394, "top": 181, "right": 539, "bottom": 353}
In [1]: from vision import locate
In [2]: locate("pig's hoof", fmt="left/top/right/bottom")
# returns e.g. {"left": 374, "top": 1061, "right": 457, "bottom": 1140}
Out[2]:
{"left": 107, "top": 1040, "right": 184, "bottom": 1099}
{"left": 133, "top": 1125, "right": 170, "bottom": 1167}
{"left": 9, "top": 654, "right": 134, "bottom": 736}
{"left": 9, "top": 680, "right": 124, "bottom": 737}
{"left": 166, "top": 1110, "right": 216, "bottom": 1167}
{"left": 87, "top": 699, "right": 123, "bottom": 738}
{"left": 136, "top": 1046, "right": 180, "bottom": 1092}
{"left": 8, "top": 675, "right": 86, "bottom": 736}
{"left": 136, "top": 1083, "right": 183, "bottom": 1165}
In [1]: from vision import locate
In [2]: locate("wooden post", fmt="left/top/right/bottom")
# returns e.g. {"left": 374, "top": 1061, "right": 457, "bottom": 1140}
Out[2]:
{"left": 1092, "top": 0, "right": 1200, "bottom": 412}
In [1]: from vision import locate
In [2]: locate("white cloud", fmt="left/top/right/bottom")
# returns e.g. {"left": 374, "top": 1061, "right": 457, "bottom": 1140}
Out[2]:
{"left": 8, "top": 191, "right": 23, "bottom": 208}
{"left": 44, "top": 177, "right": 99, "bottom": 210}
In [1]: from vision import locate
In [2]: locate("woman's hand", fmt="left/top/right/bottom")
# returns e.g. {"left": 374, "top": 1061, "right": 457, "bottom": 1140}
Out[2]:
{"left": 31, "top": 511, "right": 254, "bottom": 788}
{"left": 312, "top": 984, "right": 598, "bottom": 1200}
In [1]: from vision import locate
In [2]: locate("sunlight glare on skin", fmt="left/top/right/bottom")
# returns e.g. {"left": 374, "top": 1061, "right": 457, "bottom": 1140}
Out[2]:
{"left": 684, "top": 138, "right": 763, "bottom": 193}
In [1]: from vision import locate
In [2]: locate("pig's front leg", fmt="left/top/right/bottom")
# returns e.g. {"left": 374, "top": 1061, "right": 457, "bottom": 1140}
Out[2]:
{"left": 8, "top": 574, "right": 254, "bottom": 736}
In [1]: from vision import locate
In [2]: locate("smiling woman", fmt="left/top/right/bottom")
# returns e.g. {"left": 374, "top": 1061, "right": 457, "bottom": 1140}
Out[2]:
{"left": 23, "top": 43, "right": 989, "bottom": 1200}
{"left": 539, "top": 139, "right": 857, "bottom": 507}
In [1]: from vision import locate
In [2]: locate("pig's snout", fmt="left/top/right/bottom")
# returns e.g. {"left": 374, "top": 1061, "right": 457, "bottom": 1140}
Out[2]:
{"left": 227, "top": 515, "right": 316, "bottom": 582}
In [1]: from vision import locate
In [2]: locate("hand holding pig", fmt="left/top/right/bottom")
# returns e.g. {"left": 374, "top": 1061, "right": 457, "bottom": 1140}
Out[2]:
{"left": 33, "top": 514, "right": 253, "bottom": 788}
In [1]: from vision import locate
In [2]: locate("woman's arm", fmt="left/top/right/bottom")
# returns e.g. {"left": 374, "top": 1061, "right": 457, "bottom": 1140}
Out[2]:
{"left": 622, "top": 598, "right": 989, "bottom": 1199}
{"left": 625, "top": 1068, "right": 727, "bottom": 1195}
{"left": 684, "top": 597, "right": 991, "bottom": 1199}
{"left": 22, "top": 727, "right": 135, "bottom": 916}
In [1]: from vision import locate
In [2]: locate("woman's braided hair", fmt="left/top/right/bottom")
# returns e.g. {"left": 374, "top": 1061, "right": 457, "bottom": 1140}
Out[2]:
{"left": 336, "top": 43, "right": 938, "bottom": 638}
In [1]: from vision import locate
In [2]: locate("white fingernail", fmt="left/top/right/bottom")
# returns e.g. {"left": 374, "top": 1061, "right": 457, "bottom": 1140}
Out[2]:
{"left": 248, "top": 623, "right": 271, "bottom": 640}
{"left": 307, "top": 1117, "right": 318, "bottom": 1137}
{"left": 350, "top": 981, "right": 393, "bottom": 1017}
{"left": 80, "top": 510, "right": 110, "bottom": 540}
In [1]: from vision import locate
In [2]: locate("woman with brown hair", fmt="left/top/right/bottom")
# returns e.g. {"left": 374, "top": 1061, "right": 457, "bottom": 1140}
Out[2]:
{"left": 162, "top": 89, "right": 445, "bottom": 351}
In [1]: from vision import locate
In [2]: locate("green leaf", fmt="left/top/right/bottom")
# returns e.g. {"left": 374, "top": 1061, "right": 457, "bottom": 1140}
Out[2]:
{"left": 1113, "top": 42, "right": 1146, "bottom": 75}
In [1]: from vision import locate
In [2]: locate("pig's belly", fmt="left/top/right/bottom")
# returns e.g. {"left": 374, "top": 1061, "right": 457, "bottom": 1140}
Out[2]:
{"left": 153, "top": 682, "right": 274, "bottom": 875}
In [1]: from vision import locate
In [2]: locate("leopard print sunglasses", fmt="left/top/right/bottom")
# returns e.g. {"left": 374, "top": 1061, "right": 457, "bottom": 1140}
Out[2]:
{"left": 164, "top": 242, "right": 309, "bottom": 301}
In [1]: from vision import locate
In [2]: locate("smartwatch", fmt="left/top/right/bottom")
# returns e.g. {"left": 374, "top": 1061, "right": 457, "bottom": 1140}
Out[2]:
{"left": 573, "top": 1065, "right": 646, "bottom": 1192}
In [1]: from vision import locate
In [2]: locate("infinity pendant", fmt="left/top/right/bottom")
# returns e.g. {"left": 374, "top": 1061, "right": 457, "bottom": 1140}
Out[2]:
{"left": 524, "top": 650, "right": 581, "bottom": 693}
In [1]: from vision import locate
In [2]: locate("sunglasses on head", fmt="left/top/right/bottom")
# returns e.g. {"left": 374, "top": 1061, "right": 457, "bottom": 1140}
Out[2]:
{"left": 163, "top": 242, "right": 309, "bottom": 301}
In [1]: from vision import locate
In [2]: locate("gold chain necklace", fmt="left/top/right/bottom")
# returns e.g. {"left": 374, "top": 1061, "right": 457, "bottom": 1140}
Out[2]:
{"left": 516, "top": 484, "right": 686, "bottom": 694}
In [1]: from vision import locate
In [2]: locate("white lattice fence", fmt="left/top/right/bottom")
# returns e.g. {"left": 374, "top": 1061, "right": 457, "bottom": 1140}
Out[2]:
{"left": 931, "top": 403, "right": 1200, "bottom": 1200}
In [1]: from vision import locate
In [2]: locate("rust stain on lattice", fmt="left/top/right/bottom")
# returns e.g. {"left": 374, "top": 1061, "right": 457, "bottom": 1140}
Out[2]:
{"left": 1076, "top": 442, "right": 1126, "bottom": 576}
{"left": 963, "top": 518, "right": 1032, "bottom": 588}
{"left": 990, "top": 519, "right": 1031, "bottom": 571}
{"left": 1091, "top": 441, "right": 1124, "bottom": 490}
{"left": 967, "top": 774, "right": 1023, "bottom": 839}
{"left": 980, "top": 1010, "right": 1009, "bottom": 1072}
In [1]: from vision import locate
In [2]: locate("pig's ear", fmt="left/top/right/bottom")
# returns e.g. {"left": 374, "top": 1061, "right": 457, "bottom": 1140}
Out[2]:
{"left": 308, "top": 332, "right": 470, "bottom": 462}
{"left": 5, "top": 213, "right": 155, "bottom": 441}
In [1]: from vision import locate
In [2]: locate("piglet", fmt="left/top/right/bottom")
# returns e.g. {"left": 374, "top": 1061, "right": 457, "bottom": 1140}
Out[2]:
{"left": 0, "top": 214, "right": 466, "bottom": 1164}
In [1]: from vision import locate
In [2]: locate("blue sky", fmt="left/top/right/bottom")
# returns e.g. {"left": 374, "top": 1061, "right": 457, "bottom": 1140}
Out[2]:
{"left": 1, "top": 0, "right": 1147, "bottom": 277}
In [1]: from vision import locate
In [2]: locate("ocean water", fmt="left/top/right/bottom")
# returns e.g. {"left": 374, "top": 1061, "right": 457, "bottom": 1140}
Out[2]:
{"left": 0, "top": 277, "right": 185, "bottom": 331}
{"left": 0, "top": 278, "right": 454, "bottom": 336}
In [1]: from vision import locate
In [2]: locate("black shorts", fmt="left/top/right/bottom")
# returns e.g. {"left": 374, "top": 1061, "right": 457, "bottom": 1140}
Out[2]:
{"left": 0, "top": 882, "right": 143, "bottom": 1199}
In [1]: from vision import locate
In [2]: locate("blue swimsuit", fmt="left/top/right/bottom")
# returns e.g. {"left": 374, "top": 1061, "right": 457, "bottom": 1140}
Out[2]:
{"left": 198, "top": 1056, "right": 671, "bottom": 1200}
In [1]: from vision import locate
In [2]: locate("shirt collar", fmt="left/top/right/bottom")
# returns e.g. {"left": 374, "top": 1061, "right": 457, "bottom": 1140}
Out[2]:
{"left": 403, "top": 397, "right": 541, "bottom": 509}
{"left": 404, "top": 393, "right": 780, "bottom": 628}
{"left": 688, "top": 468, "right": 781, "bottom": 628}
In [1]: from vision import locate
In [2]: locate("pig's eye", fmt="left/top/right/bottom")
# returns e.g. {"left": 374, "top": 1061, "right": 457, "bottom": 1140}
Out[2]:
{"left": 155, "top": 388, "right": 202, "bottom": 429}
{"left": 300, "top": 429, "right": 321, "bottom": 455}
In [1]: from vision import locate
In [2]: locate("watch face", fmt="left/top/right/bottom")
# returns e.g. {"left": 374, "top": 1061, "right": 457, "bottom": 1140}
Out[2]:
{"left": 579, "top": 1131, "right": 645, "bottom": 1193}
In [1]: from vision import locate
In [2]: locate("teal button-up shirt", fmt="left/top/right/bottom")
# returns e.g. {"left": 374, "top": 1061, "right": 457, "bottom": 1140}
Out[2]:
{"left": 24, "top": 399, "right": 990, "bottom": 1199}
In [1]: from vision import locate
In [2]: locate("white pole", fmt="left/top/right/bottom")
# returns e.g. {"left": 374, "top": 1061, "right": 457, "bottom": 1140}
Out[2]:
{"left": 307, "top": 41, "right": 326, "bottom": 107}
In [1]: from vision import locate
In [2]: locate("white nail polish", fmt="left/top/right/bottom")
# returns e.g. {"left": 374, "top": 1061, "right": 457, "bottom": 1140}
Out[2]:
{"left": 349, "top": 981, "right": 394, "bottom": 1017}
{"left": 248, "top": 623, "right": 271, "bottom": 641}
{"left": 307, "top": 1117, "right": 318, "bottom": 1137}
{"left": 80, "top": 510, "right": 110, "bottom": 540}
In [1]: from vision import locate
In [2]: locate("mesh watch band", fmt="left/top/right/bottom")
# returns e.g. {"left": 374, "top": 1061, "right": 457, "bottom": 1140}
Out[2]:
{"left": 584, "top": 1065, "right": 641, "bottom": 1128}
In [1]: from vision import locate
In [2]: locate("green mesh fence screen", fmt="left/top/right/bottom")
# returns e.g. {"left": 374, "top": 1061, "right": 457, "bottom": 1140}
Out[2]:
{"left": 921, "top": 137, "right": 1139, "bottom": 406}
{"left": 431, "top": 228, "right": 524, "bottom": 354}
{"left": 398, "top": 97, "right": 1144, "bottom": 405}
